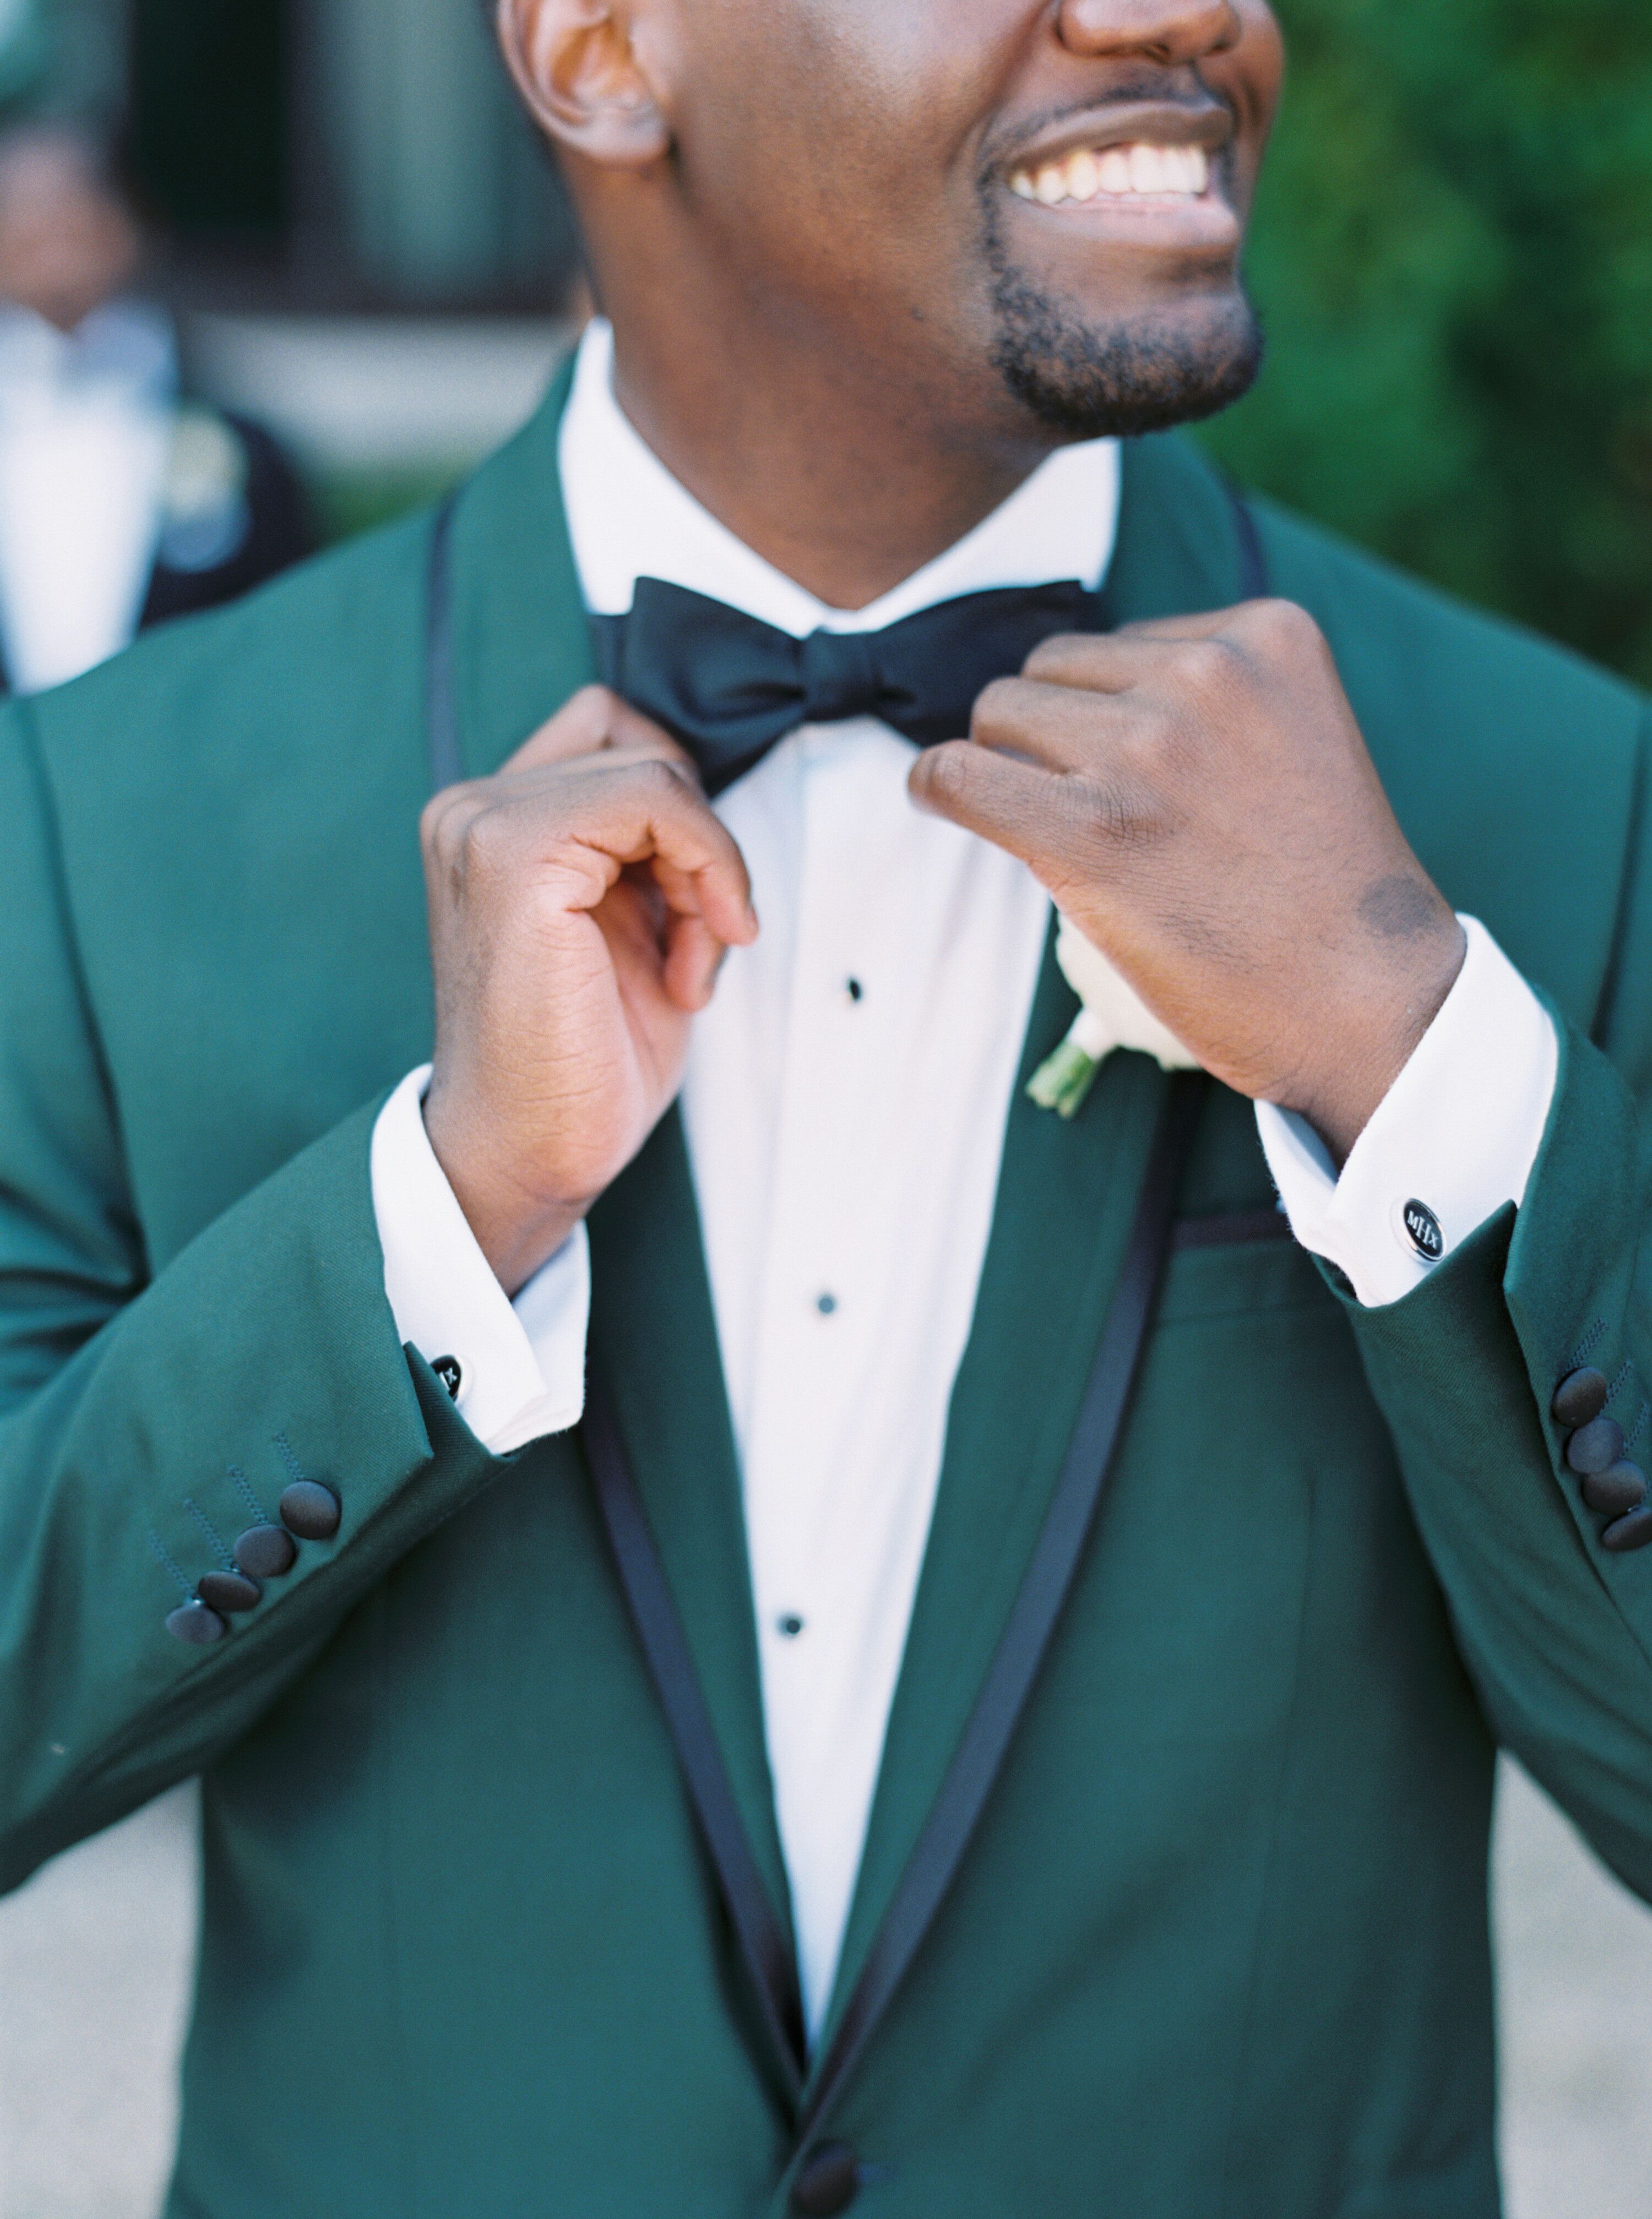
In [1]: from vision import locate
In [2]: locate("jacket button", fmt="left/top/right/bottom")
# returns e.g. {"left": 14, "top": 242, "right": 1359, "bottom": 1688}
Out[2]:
{"left": 1581, "top": 1461, "right": 1648, "bottom": 1518}
{"left": 791, "top": 2144, "right": 861, "bottom": 2216}
{"left": 233, "top": 1524, "right": 297, "bottom": 1580}
{"left": 1602, "top": 1506, "right": 1652, "bottom": 1553}
{"left": 1552, "top": 1367, "right": 1610, "bottom": 1428}
{"left": 198, "top": 1569, "right": 262, "bottom": 1614}
{"left": 280, "top": 1481, "right": 341, "bottom": 1541}
{"left": 1565, "top": 1416, "right": 1625, "bottom": 1476}
{"left": 165, "top": 1601, "right": 227, "bottom": 1645}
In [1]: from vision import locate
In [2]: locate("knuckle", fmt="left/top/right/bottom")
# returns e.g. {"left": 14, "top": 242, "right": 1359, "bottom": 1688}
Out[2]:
{"left": 1022, "top": 630, "right": 1093, "bottom": 680}
{"left": 420, "top": 783, "right": 476, "bottom": 856}
{"left": 970, "top": 676, "right": 1034, "bottom": 744}
{"left": 919, "top": 741, "right": 977, "bottom": 806}
{"left": 627, "top": 754, "right": 686, "bottom": 801}
{"left": 1247, "top": 596, "right": 1326, "bottom": 661}
{"left": 1176, "top": 638, "right": 1238, "bottom": 699}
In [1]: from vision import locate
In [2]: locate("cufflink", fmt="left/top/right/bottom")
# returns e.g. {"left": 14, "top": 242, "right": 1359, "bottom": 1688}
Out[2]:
{"left": 432, "top": 1354, "right": 464, "bottom": 1402}
{"left": 1396, "top": 1199, "right": 1444, "bottom": 1263}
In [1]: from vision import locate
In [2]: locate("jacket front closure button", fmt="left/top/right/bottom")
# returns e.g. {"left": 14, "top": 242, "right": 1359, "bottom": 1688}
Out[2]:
{"left": 791, "top": 2143, "right": 861, "bottom": 2216}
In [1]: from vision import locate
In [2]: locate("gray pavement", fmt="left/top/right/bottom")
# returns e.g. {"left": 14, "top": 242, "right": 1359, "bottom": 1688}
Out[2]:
{"left": 1, "top": 1760, "right": 1649, "bottom": 2216}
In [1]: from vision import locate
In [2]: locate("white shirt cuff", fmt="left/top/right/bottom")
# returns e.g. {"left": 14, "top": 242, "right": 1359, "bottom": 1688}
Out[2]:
{"left": 1255, "top": 916, "right": 1558, "bottom": 1309}
{"left": 369, "top": 1065, "right": 589, "bottom": 1453}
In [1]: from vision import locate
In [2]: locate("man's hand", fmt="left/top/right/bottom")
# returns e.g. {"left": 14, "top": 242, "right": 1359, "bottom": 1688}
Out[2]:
{"left": 910, "top": 600, "right": 1466, "bottom": 1165}
{"left": 421, "top": 687, "right": 757, "bottom": 1295}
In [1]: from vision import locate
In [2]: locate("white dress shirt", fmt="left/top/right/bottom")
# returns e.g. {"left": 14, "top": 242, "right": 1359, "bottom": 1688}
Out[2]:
{"left": 371, "top": 317, "right": 1558, "bottom": 2036}
{"left": 0, "top": 301, "right": 177, "bottom": 693}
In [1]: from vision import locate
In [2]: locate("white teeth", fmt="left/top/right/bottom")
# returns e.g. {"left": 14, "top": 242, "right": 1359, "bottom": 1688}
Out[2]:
{"left": 1128, "top": 143, "right": 1167, "bottom": 194}
{"left": 1098, "top": 148, "right": 1134, "bottom": 197}
{"left": 1066, "top": 149, "right": 1101, "bottom": 203}
{"left": 1008, "top": 142, "right": 1213, "bottom": 208}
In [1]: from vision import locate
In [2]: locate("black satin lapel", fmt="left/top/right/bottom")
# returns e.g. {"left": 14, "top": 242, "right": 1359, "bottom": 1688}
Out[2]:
{"left": 584, "top": 1110, "right": 798, "bottom": 1962}
{"left": 818, "top": 933, "right": 1171, "bottom": 2042}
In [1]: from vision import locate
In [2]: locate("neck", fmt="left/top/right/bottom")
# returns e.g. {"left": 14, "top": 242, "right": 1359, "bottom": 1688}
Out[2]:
{"left": 592, "top": 237, "right": 1056, "bottom": 612}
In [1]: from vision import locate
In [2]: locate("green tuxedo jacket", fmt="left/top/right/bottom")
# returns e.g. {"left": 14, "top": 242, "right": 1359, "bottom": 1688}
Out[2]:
{"left": 3, "top": 376, "right": 1651, "bottom": 2219}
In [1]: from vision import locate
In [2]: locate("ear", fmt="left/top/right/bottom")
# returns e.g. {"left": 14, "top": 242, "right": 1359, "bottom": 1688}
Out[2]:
{"left": 495, "top": 0, "right": 672, "bottom": 167}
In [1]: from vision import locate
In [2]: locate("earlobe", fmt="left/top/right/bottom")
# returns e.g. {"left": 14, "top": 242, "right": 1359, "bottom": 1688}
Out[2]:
{"left": 496, "top": 0, "right": 672, "bottom": 168}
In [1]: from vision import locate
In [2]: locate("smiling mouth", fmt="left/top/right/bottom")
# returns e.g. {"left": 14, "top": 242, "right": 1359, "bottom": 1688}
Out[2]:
{"left": 1009, "top": 142, "right": 1211, "bottom": 208}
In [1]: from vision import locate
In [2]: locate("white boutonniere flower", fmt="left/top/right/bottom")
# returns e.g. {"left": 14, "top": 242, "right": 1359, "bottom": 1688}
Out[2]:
{"left": 1028, "top": 913, "right": 1200, "bottom": 1118}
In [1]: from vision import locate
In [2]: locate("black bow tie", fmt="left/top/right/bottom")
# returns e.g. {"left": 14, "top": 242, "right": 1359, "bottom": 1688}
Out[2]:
{"left": 589, "top": 575, "right": 1106, "bottom": 796}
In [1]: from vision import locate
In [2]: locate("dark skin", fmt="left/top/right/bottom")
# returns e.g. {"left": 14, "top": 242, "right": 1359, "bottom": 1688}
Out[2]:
{"left": 422, "top": 0, "right": 1466, "bottom": 1295}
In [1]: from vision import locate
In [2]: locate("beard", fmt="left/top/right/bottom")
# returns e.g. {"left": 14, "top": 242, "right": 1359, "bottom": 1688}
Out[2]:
{"left": 981, "top": 194, "right": 1265, "bottom": 439}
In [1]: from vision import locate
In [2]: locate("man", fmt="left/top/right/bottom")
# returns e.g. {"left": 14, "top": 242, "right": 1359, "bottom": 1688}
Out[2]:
{"left": 1, "top": 2, "right": 1649, "bottom": 2213}
{"left": 0, "top": 124, "right": 310, "bottom": 693}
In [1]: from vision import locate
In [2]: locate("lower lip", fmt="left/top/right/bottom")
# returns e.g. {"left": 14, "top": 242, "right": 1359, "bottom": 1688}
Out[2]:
{"left": 1005, "top": 182, "right": 1241, "bottom": 254}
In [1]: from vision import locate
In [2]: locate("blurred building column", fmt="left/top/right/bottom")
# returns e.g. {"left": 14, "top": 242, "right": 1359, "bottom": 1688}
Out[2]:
{"left": 309, "top": 0, "right": 573, "bottom": 300}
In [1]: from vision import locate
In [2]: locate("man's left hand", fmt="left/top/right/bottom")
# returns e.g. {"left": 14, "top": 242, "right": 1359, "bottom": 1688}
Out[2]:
{"left": 909, "top": 600, "right": 1466, "bottom": 1165}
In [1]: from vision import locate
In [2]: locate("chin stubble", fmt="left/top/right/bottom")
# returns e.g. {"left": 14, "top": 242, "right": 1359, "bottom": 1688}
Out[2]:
{"left": 980, "top": 186, "right": 1265, "bottom": 439}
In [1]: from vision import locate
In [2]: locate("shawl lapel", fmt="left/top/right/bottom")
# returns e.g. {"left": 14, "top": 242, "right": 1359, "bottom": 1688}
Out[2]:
{"left": 817, "top": 433, "right": 1251, "bottom": 2046}
{"left": 436, "top": 360, "right": 800, "bottom": 1942}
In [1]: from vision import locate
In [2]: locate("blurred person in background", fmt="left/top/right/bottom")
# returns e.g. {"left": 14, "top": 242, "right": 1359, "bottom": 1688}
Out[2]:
{"left": 0, "top": 123, "right": 309, "bottom": 694}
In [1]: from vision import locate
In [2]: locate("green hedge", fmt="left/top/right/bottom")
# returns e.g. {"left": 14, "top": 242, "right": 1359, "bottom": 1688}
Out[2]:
{"left": 1199, "top": 0, "right": 1652, "bottom": 683}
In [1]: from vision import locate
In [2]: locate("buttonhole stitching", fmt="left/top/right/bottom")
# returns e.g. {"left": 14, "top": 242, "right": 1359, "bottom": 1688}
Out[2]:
{"left": 147, "top": 1529, "right": 193, "bottom": 1603}
{"left": 227, "top": 1464, "right": 273, "bottom": 1526}
{"left": 1570, "top": 1319, "right": 1607, "bottom": 1369}
{"left": 183, "top": 1496, "right": 233, "bottom": 1568}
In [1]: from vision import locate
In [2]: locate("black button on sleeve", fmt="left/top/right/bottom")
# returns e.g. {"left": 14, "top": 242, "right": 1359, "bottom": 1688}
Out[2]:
{"left": 166, "top": 1601, "right": 227, "bottom": 1646}
{"left": 1603, "top": 1506, "right": 1652, "bottom": 1553}
{"left": 1552, "top": 1367, "right": 1611, "bottom": 1428}
{"left": 280, "top": 1481, "right": 341, "bottom": 1541}
{"left": 792, "top": 2144, "right": 861, "bottom": 2216}
{"left": 199, "top": 1569, "right": 262, "bottom": 1614}
{"left": 1581, "top": 1461, "right": 1648, "bottom": 1518}
{"left": 234, "top": 1524, "right": 297, "bottom": 1580}
{"left": 1566, "top": 1417, "right": 1625, "bottom": 1476}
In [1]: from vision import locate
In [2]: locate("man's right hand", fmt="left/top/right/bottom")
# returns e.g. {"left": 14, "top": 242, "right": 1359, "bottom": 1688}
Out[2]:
{"left": 420, "top": 687, "right": 757, "bottom": 1296}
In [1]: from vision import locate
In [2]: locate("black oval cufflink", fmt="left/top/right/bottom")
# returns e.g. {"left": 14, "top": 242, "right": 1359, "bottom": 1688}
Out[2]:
{"left": 433, "top": 1355, "right": 464, "bottom": 1401}
{"left": 1401, "top": 1199, "right": 1444, "bottom": 1261}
